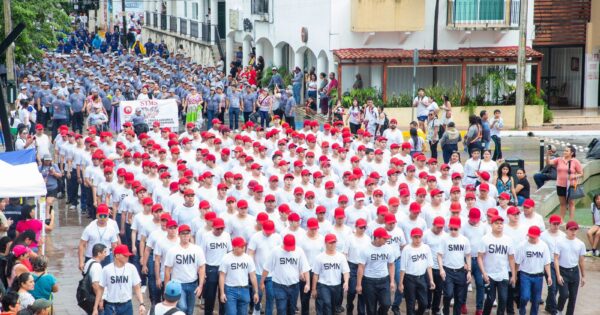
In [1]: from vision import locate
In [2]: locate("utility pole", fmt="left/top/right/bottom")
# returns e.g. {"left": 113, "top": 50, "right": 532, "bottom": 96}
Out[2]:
{"left": 122, "top": 0, "right": 127, "bottom": 47}
{"left": 3, "top": 0, "right": 15, "bottom": 82}
{"left": 515, "top": 0, "right": 528, "bottom": 130}
{"left": 432, "top": 0, "right": 440, "bottom": 86}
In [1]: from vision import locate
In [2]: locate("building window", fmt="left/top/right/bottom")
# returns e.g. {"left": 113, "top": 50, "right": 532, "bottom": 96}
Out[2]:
{"left": 184, "top": 1, "right": 188, "bottom": 18}
{"left": 192, "top": 2, "right": 199, "bottom": 20}
{"left": 252, "top": 0, "right": 269, "bottom": 15}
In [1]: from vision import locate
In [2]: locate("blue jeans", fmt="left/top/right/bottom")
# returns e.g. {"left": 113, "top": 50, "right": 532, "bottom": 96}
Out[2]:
{"left": 483, "top": 278, "right": 508, "bottom": 315}
{"left": 519, "top": 272, "right": 543, "bottom": 315}
{"left": 101, "top": 300, "right": 132, "bottom": 315}
{"left": 316, "top": 283, "right": 341, "bottom": 315}
{"left": 203, "top": 265, "right": 224, "bottom": 314}
{"left": 517, "top": 195, "right": 526, "bottom": 206}
{"left": 229, "top": 107, "right": 240, "bottom": 130}
{"left": 273, "top": 282, "right": 300, "bottom": 315}
{"left": 225, "top": 285, "right": 251, "bottom": 315}
{"left": 293, "top": 83, "right": 302, "bottom": 104}
{"left": 255, "top": 274, "right": 273, "bottom": 315}
{"left": 177, "top": 281, "right": 198, "bottom": 315}
{"left": 533, "top": 173, "right": 552, "bottom": 189}
{"left": 259, "top": 110, "right": 269, "bottom": 127}
{"left": 545, "top": 262, "right": 558, "bottom": 314}
{"left": 442, "top": 144, "right": 458, "bottom": 164}
{"left": 147, "top": 252, "right": 161, "bottom": 304}
{"left": 392, "top": 258, "right": 403, "bottom": 309}
{"left": 347, "top": 262, "right": 366, "bottom": 315}
{"left": 206, "top": 109, "right": 217, "bottom": 129}
{"left": 363, "top": 276, "right": 391, "bottom": 315}
{"left": 470, "top": 257, "right": 485, "bottom": 311}
{"left": 492, "top": 135, "right": 502, "bottom": 160}
{"left": 443, "top": 268, "right": 467, "bottom": 315}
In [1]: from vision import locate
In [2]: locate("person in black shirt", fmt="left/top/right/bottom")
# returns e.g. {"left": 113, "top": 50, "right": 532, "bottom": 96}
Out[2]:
{"left": 3, "top": 198, "right": 22, "bottom": 239}
{"left": 515, "top": 168, "right": 531, "bottom": 206}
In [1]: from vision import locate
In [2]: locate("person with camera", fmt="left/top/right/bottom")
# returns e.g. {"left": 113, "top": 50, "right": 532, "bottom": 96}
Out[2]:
{"left": 534, "top": 145, "right": 558, "bottom": 189}
{"left": 14, "top": 127, "right": 36, "bottom": 152}
{"left": 546, "top": 145, "right": 583, "bottom": 221}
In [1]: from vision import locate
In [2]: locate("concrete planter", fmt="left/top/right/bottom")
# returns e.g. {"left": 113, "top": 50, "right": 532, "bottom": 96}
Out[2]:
{"left": 385, "top": 105, "right": 544, "bottom": 128}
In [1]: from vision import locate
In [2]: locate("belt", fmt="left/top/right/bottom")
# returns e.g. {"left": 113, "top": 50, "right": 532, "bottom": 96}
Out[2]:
{"left": 364, "top": 276, "right": 389, "bottom": 281}
{"left": 405, "top": 274, "right": 426, "bottom": 279}
{"left": 444, "top": 267, "right": 465, "bottom": 272}
{"left": 559, "top": 266, "right": 579, "bottom": 272}
{"left": 467, "top": 176, "right": 477, "bottom": 178}
{"left": 104, "top": 300, "right": 131, "bottom": 305}
{"left": 521, "top": 271, "right": 544, "bottom": 277}
{"left": 226, "top": 285, "right": 249, "bottom": 289}
{"left": 348, "top": 262, "right": 359, "bottom": 267}
{"left": 274, "top": 282, "right": 299, "bottom": 288}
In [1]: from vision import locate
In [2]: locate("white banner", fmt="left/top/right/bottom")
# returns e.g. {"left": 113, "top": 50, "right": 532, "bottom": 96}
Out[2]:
{"left": 119, "top": 99, "right": 179, "bottom": 132}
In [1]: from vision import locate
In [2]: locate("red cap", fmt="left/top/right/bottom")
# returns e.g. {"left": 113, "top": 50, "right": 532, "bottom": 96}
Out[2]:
{"left": 410, "top": 227, "right": 424, "bottom": 237}
{"left": 448, "top": 217, "right": 461, "bottom": 229}
{"left": 96, "top": 204, "right": 109, "bottom": 215}
{"left": 114, "top": 244, "right": 133, "bottom": 257}
{"left": 468, "top": 208, "right": 481, "bottom": 221}
{"left": 212, "top": 218, "right": 225, "bottom": 229}
{"left": 183, "top": 189, "right": 195, "bottom": 196}
{"left": 260, "top": 220, "right": 274, "bottom": 234}
{"left": 354, "top": 192, "right": 365, "bottom": 201}
{"left": 283, "top": 234, "right": 296, "bottom": 251}
{"left": 166, "top": 219, "right": 178, "bottom": 228}
{"left": 316, "top": 205, "right": 327, "bottom": 214}
{"left": 416, "top": 188, "right": 427, "bottom": 196}
{"left": 178, "top": 224, "right": 191, "bottom": 233}
{"left": 142, "top": 197, "right": 153, "bottom": 205}
{"left": 232, "top": 237, "right": 246, "bottom": 247}
{"left": 237, "top": 200, "right": 248, "bottom": 209}
{"left": 450, "top": 202, "right": 462, "bottom": 213}
{"left": 451, "top": 172, "right": 462, "bottom": 179}
{"left": 325, "top": 181, "right": 335, "bottom": 189}
{"left": 288, "top": 212, "right": 301, "bottom": 222}
{"left": 507, "top": 206, "right": 521, "bottom": 216}
{"left": 399, "top": 188, "right": 410, "bottom": 198}
{"left": 388, "top": 197, "right": 400, "bottom": 206}
{"left": 487, "top": 208, "right": 499, "bottom": 217}
{"left": 338, "top": 195, "right": 349, "bottom": 203}
{"left": 307, "top": 218, "right": 319, "bottom": 230}
{"left": 527, "top": 226, "right": 541, "bottom": 238}
{"left": 566, "top": 221, "right": 579, "bottom": 230}
{"left": 499, "top": 192, "right": 511, "bottom": 200}
{"left": 334, "top": 208, "right": 345, "bottom": 219}
{"left": 199, "top": 200, "right": 211, "bottom": 209}
{"left": 490, "top": 215, "right": 504, "bottom": 223}
{"left": 256, "top": 212, "right": 269, "bottom": 223}
{"left": 409, "top": 202, "right": 421, "bottom": 213}
{"left": 384, "top": 213, "right": 397, "bottom": 224}
{"left": 204, "top": 211, "right": 217, "bottom": 221}
{"left": 479, "top": 183, "right": 489, "bottom": 191}
{"left": 160, "top": 213, "right": 172, "bottom": 221}
{"left": 433, "top": 216, "right": 446, "bottom": 228}
{"left": 465, "top": 192, "right": 476, "bottom": 200}
{"left": 549, "top": 215, "right": 562, "bottom": 225}
{"left": 523, "top": 199, "right": 535, "bottom": 208}
{"left": 151, "top": 204, "right": 163, "bottom": 212}
{"left": 430, "top": 189, "right": 443, "bottom": 197}
{"left": 477, "top": 171, "right": 491, "bottom": 181}
{"left": 373, "top": 227, "right": 391, "bottom": 239}
{"left": 324, "top": 234, "right": 337, "bottom": 243}
{"left": 355, "top": 218, "right": 367, "bottom": 227}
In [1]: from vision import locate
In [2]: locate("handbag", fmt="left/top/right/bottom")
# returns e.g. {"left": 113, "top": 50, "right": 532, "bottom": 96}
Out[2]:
{"left": 567, "top": 161, "right": 584, "bottom": 200}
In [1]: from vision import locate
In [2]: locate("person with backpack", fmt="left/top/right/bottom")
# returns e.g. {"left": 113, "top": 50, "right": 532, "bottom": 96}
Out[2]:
{"left": 78, "top": 243, "right": 107, "bottom": 314}
{"left": 426, "top": 110, "right": 441, "bottom": 160}
{"left": 148, "top": 281, "right": 184, "bottom": 315}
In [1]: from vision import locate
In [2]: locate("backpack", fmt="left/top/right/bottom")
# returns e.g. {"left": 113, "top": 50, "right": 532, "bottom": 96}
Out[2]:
{"left": 149, "top": 304, "right": 182, "bottom": 315}
{"left": 76, "top": 261, "right": 98, "bottom": 313}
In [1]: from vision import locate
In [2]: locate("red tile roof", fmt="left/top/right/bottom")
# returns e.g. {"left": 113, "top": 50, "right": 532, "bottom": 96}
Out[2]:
{"left": 333, "top": 47, "right": 543, "bottom": 62}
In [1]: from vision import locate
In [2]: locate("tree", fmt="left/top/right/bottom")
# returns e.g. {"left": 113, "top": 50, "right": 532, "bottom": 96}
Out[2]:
{"left": 0, "top": 0, "right": 71, "bottom": 64}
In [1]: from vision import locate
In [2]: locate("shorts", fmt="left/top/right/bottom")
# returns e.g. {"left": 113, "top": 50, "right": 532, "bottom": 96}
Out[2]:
{"left": 417, "top": 115, "right": 428, "bottom": 122}
{"left": 556, "top": 186, "right": 567, "bottom": 197}
{"left": 46, "top": 188, "right": 58, "bottom": 198}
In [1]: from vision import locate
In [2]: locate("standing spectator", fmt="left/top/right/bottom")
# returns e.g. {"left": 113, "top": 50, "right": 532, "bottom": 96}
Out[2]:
{"left": 586, "top": 194, "right": 600, "bottom": 257}
{"left": 495, "top": 163, "right": 518, "bottom": 205}
{"left": 490, "top": 109, "right": 504, "bottom": 160}
{"left": 0, "top": 291, "right": 21, "bottom": 314}
{"left": 284, "top": 88, "right": 296, "bottom": 130}
{"left": 347, "top": 99, "right": 362, "bottom": 134}
{"left": 29, "top": 256, "right": 58, "bottom": 301}
{"left": 440, "top": 95, "right": 452, "bottom": 129}
{"left": 480, "top": 110, "right": 491, "bottom": 150}
{"left": 306, "top": 73, "right": 318, "bottom": 103}
{"left": 353, "top": 74, "right": 363, "bottom": 90}
{"left": 268, "top": 67, "right": 284, "bottom": 90}
{"left": 426, "top": 110, "right": 441, "bottom": 160}
{"left": 10, "top": 272, "right": 35, "bottom": 309}
{"left": 533, "top": 145, "right": 558, "bottom": 189}
{"left": 292, "top": 67, "right": 303, "bottom": 105}
{"left": 255, "top": 89, "right": 273, "bottom": 128}
{"left": 144, "top": 38, "right": 155, "bottom": 56}
{"left": 242, "top": 85, "right": 257, "bottom": 124}
{"left": 15, "top": 205, "right": 54, "bottom": 253}
{"left": 0, "top": 199, "right": 13, "bottom": 239}
{"left": 554, "top": 221, "right": 586, "bottom": 315}
{"left": 14, "top": 127, "right": 35, "bottom": 151}
{"left": 439, "top": 122, "right": 461, "bottom": 164}
{"left": 408, "top": 128, "right": 424, "bottom": 156}
{"left": 515, "top": 168, "right": 531, "bottom": 206}
{"left": 412, "top": 88, "right": 430, "bottom": 131}
{"left": 546, "top": 145, "right": 583, "bottom": 221}
{"left": 39, "top": 155, "right": 62, "bottom": 216}
{"left": 464, "top": 115, "right": 482, "bottom": 156}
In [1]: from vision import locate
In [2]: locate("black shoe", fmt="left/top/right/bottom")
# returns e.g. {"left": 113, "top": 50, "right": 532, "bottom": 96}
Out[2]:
{"left": 335, "top": 306, "right": 344, "bottom": 313}
{"left": 391, "top": 308, "right": 401, "bottom": 315}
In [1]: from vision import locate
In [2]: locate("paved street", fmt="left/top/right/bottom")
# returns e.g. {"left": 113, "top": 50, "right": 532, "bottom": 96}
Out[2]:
{"left": 41, "top": 135, "right": 600, "bottom": 314}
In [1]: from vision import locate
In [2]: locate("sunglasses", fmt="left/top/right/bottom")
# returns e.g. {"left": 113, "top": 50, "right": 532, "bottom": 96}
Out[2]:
{"left": 449, "top": 228, "right": 459, "bottom": 232}
{"left": 98, "top": 214, "right": 108, "bottom": 219}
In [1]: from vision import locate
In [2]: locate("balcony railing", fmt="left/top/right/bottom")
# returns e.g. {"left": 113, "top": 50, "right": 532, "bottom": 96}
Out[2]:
{"left": 447, "top": 0, "right": 520, "bottom": 29}
{"left": 144, "top": 11, "right": 221, "bottom": 49}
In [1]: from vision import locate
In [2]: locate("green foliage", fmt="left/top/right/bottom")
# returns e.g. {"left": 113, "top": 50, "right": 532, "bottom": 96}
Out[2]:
{"left": 0, "top": 0, "right": 71, "bottom": 63}
{"left": 468, "top": 67, "right": 514, "bottom": 105}
{"left": 340, "top": 87, "right": 383, "bottom": 107}
{"left": 543, "top": 104, "right": 553, "bottom": 123}
{"left": 386, "top": 93, "right": 413, "bottom": 107}
{"left": 260, "top": 66, "right": 292, "bottom": 89}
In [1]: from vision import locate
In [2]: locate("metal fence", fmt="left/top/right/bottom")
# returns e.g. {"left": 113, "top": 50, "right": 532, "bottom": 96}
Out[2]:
{"left": 447, "top": 0, "right": 520, "bottom": 28}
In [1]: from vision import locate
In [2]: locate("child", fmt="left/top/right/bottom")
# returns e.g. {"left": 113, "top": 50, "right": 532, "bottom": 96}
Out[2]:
{"left": 490, "top": 109, "right": 504, "bottom": 161}
{"left": 586, "top": 194, "right": 600, "bottom": 256}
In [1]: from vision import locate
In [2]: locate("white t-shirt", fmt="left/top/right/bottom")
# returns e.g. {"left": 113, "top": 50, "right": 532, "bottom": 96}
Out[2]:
{"left": 164, "top": 243, "right": 206, "bottom": 283}
{"left": 154, "top": 236, "right": 180, "bottom": 280}
{"left": 148, "top": 303, "right": 185, "bottom": 315}
{"left": 99, "top": 262, "right": 141, "bottom": 303}
{"left": 83, "top": 259, "right": 103, "bottom": 285}
{"left": 401, "top": 244, "right": 434, "bottom": 275}
{"left": 540, "top": 230, "right": 565, "bottom": 257}
{"left": 131, "top": 212, "right": 156, "bottom": 240}
{"left": 263, "top": 247, "right": 310, "bottom": 285}
{"left": 515, "top": 240, "right": 551, "bottom": 274}
{"left": 344, "top": 233, "right": 371, "bottom": 264}
{"left": 554, "top": 237, "right": 586, "bottom": 268}
{"left": 520, "top": 213, "right": 546, "bottom": 232}
{"left": 358, "top": 243, "right": 395, "bottom": 278}
{"left": 247, "top": 232, "right": 283, "bottom": 274}
{"left": 438, "top": 234, "right": 471, "bottom": 269}
{"left": 81, "top": 222, "right": 119, "bottom": 257}
{"left": 199, "top": 231, "right": 232, "bottom": 266}
{"left": 461, "top": 222, "right": 490, "bottom": 258}
{"left": 299, "top": 233, "right": 325, "bottom": 269}
{"left": 423, "top": 230, "right": 446, "bottom": 269}
{"left": 219, "top": 252, "right": 256, "bottom": 287}
{"left": 478, "top": 233, "right": 515, "bottom": 281}
{"left": 385, "top": 227, "right": 407, "bottom": 260}
{"left": 313, "top": 252, "right": 350, "bottom": 286}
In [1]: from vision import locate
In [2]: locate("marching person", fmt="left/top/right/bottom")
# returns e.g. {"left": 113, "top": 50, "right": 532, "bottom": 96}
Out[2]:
{"left": 437, "top": 217, "right": 471, "bottom": 315}
{"left": 356, "top": 227, "right": 395, "bottom": 315}
{"left": 199, "top": 218, "right": 231, "bottom": 315}
{"left": 92, "top": 244, "right": 145, "bottom": 315}
{"left": 260, "top": 234, "right": 311, "bottom": 315}
{"left": 515, "top": 226, "right": 552, "bottom": 315}
{"left": 400, "top": 227, "right": 435, "bottom": 315}
{"left": 78, "top": 204, "right": 119, "bottom": 269}
{"left": 344, "top": 218, "right": 369, "bottom": 315}
{"left": 540, "top": 215, "right": 565, "bottom": 315}
{"left": 461, "top": 208, "right": 489, "bottom": 315}
{"left": 554, "top": 221, "right": 586, "bottom": 315}
{"left": 311, "top": 233, "right": 350, "bottom": 315}
{"left": 164, "top": 224, "right": 206, "bottom": 315}
{"left": 218, "top": 236, "right": 259, "bottom": 315}
{"left": 477, "top": 215, "right": 517, "bottom": 315}
{"left": 423, "top": 216, "right": 446, "bottom": 315}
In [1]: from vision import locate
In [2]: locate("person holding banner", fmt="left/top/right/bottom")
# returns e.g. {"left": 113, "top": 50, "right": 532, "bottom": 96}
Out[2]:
{"left": 184, "top": 87, "right": 204, "bottom": 130}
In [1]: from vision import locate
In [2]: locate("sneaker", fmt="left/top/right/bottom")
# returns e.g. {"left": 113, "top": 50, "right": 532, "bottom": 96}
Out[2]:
{"left": 585, "top": 250, "right": 594, "bottom": 257}
{"left": 468, "top": 283, "right": 473, "bottom": 292}
{"left": 475, "top": 310, "right": 483, "bottom": 315}
{"left": 69, "top": 205, "right": 76, "bottom": 210}
{"left": 252, "top": 309, "right": 260, "bottom": 315}
{"left": 595, "top": 251, "right": 600, "bottom": 257}
{"left": 461, "top": 304, "right": 467, "bottom": 314}
{"left": 450, "top": 298, "right": 454, "bottom": 306}
{"left": 493, "top": 300, "right": 497, "bottom": 307}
